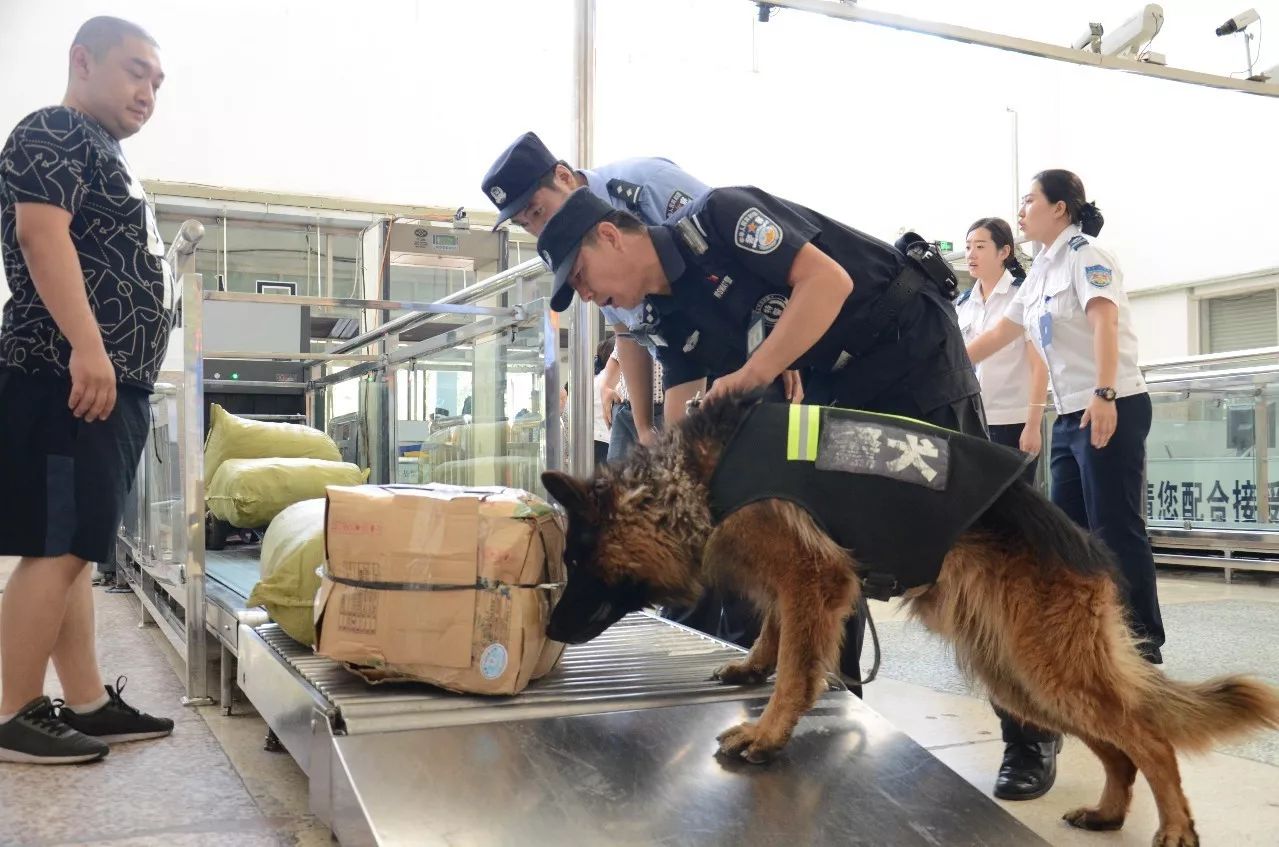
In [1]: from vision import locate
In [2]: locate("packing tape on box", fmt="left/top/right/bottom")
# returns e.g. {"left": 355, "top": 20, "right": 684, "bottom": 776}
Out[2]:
{"left": 321, "top": 566, "right": 564, "bottom": 594}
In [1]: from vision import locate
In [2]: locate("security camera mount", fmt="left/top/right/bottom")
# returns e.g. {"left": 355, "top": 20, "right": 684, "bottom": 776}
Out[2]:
{"left": 1217, "top": 9, "right": 1265, "bottom": 79}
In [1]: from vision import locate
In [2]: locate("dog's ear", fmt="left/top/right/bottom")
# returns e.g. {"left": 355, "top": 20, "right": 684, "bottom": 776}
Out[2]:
{"left": 541, "top": 471, "right": 598, "bottom": 523}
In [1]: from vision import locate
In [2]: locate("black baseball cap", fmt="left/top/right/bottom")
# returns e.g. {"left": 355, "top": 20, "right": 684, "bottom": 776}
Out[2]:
{"left": 537, "top": 187, "right": 613, "bottom": 312}
{"left": 481, "top": 132, "right": 559, "bottom": 230}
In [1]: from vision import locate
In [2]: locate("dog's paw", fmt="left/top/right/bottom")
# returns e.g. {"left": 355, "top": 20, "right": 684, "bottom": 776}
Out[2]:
{"left": 711, "top": 661, "right": 770, "bottom": 686}
{"left": 1062, "top": 807, "right": 1125, "bottom": 831}
{"left": 715, "top": 721, "right": 783, "bottom": 764}
{"left": 1150, "top": 822, "right": 1199, "bottom": 847}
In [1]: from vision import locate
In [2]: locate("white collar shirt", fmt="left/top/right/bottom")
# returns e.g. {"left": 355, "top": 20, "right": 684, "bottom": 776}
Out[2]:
{"left": 957, "top": 270, "right": 1037, "bottom": 426}
{"left": 1002, "top": 224, "right": 1145, "bottom": 414}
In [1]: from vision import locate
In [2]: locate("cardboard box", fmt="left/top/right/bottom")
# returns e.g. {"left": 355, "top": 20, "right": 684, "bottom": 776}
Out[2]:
{"left": 315, "top": 484, "right": 567, "bottom": 695}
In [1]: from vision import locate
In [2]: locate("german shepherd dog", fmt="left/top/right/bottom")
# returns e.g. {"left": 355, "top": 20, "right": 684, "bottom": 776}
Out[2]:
{"left": 541, "top": 396, "right": 1279, "bottom": 847}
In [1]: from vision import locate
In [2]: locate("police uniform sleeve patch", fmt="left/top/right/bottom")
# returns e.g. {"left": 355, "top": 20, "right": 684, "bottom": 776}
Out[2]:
{"left": 607, "top": 178, "right": 643, "bottom": 211}
{"left": 1068, "top": 234, "right": 1089, "bottom": 251}
{"left": 666, "top": 190, "right": 693, "bottom": 217}
{"left": 735, "top": 207, "right": 784, "bottom": 254}
{"left": 816, "top": 418, "right": 950, "bottom": 490}
{"left": 955, "top": 289, "right": 972, "bottom": 306}
{"left": 1085, "top": 264, "right": 1113, "bottom": 288}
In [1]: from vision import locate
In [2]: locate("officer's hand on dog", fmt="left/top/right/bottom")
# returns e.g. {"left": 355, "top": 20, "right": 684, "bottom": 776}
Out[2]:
{"left": 782, "top": 370, "right": 804, "bottom": 405}
{"left": 1080, "top": 396, "right": 1117, "bottom": 449}
{"left": 704, "top": 363, "right": 772, "bottom": 404}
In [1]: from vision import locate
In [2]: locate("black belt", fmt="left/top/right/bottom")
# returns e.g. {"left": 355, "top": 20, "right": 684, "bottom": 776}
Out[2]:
{"left": 834, "top": 264, "right": 927, "bottom": 368}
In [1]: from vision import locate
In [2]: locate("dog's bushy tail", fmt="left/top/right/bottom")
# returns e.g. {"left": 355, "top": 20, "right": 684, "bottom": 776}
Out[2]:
{"left": 976, "top": 481, "right": 1118, "bottom": 579}
{"left": 1138, "top": 674, "right": 1279, "bottom": 752}
{"left": 978, "top": 483, "right": 1279, "bottom": 751}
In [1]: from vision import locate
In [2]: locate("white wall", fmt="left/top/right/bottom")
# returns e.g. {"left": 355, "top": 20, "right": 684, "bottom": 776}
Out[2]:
{"left": 1130, "top": 289, "right": 1194, "bottom": 360}
{"left": 2, "top": 0, "right": 1278, "bottom": 295}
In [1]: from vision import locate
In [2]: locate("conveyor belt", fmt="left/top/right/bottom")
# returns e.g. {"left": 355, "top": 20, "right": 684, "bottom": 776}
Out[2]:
{"left": 253, "top": 613, "right": 776, "bottom": 735}
{"left": 205, "top": 546, "right": 262, "bottom": 599}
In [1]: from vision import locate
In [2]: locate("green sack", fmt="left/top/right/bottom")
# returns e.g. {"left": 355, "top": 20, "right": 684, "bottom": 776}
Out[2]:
{"left": 206, "top": 457, "right": 366, "bottom": 528}
{"left": 204, "top": 403, "right": 341, "bottom": 483}
{"left": 247, "top": 498, "right": 327, "bottom": 645}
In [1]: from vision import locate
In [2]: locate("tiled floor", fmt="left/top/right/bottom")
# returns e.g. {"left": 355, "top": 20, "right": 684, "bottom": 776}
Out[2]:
{"left": 2, "top": 557, "right": 1277, "bottom": 846}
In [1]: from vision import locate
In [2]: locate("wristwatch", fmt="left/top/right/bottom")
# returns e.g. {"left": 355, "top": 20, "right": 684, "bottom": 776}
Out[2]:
{"left": 1094, "top": 387, "right": 1118, "bottom": 401}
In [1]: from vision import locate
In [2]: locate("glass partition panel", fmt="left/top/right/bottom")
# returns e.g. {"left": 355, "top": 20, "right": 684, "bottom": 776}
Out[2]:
{"left": 387, "top": 310, "right": 553, "bottom": 498}
{"left": 1146, "top": 386, "right": 1277, "bottom": 530}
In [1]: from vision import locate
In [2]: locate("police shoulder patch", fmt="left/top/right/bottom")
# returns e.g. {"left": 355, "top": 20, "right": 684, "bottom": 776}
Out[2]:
{"left": 735, "top": 207, "right": 784, "bottom": 254}
{"left": 1068, "top": 234, "right": 1089, "bottom": 251}
{"left": 666, "top": 190, "right": 693, "bottom": 217}
{"left": 955, "top": 289, "right": 972, "bottom": 306}
{"left": 1085, "top": 264, "right": 1113, "bottom": 288}
{"left": 607, "top": 179, "right": 643, "bottom": 211}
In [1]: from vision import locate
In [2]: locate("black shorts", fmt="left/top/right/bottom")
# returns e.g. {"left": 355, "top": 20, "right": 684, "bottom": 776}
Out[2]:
{"left": 0, "top": 369, "right": 150, "bottom": 563}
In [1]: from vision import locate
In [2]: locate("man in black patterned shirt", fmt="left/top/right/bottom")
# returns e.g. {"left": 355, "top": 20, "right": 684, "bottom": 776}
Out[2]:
{"left": 0, "top": 16, "right": 174, "bottom": 765}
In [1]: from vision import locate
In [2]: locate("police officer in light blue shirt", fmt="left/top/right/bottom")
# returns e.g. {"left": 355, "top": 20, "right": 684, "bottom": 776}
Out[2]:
{"left": 482, "top": 132, "right": 710, "bottom": 451}
{"left": 481, "top": 131, "right": 763, "bottom": 649}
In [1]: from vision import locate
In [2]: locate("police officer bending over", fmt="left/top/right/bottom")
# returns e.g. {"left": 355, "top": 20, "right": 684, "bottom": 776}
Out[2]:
{"left": 537, "top": 184, "right": 987, "bottom": 688}
{"left": 481, "top": 132, "right": 764, "bottom": 649}
{"left": 481, "top": 132, "right": 709, "bottom": 446}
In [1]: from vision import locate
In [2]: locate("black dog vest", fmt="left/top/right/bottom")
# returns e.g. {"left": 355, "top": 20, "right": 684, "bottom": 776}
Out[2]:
{"left": 708, "top": 404, "right": 1031, "bottom": 598}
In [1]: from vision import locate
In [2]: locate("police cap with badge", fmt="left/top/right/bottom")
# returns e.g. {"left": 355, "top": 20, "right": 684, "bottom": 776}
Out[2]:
{"left": 536, "top": 187, "right": 619, "bottom": 313}
{"left": 481, "top": 131, "right": 560, "bottom": 230}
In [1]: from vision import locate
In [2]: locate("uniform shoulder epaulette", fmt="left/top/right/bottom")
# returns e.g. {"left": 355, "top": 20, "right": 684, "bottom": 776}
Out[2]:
{"left": 956, "top": 288, "right": 972, "bottom": 305}
{"left": 1011, "top": 276, "right": 1024, "bottom": 287}
{"left": 606, "top": 178, "right": 643, "bottom": 212}
{"left": 1068, "top": 234, "right": 1089, "bottom": 251}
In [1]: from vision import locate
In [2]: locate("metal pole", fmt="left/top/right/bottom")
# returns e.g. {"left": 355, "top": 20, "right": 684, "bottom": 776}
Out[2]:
{"left": 1006, "top": 107, "right": 1020, "bottom": 227}
{"left": 180, "top": 273, "right": 213, "bottom": 706}
{"left": 542, "top": 304, "right": 563, "bottom": 475}
{"left": 569, "top": 0, "right": 599, "bottom": 477}
{"left": 755, "top": 0, "right": 1279, "bottom": 99}
{"left": 1256, "top": 393, "right": 1270, "bottom": 524}
{"left": 315, "top": 258, "right": 546, "bottom": 364}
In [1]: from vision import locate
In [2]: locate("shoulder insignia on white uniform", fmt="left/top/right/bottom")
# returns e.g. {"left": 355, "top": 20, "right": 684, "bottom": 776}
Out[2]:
{"left": 955, "top": 289, "right": 972, "bottom": 305}
{"left": 1068, "top": 235, "right": 1089, "bottom": 251}
{"left": 735, "top": 208, "right": 783, "bottom": 254}
{"left": 666, "top": 190, "right": 693, "bottom": 217}
{"left": 607, "top": 179, "right": 643, "bottom": 211}
{"left": 1085, "top": 264, "right": 1113, "bottom": 288}
{"left": 1011, "top": 277, "right": 1023, "bottom": 287}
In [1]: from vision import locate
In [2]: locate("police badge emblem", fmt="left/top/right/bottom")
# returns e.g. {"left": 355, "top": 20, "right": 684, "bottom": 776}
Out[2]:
{"left": 490, "top": 186, "right": 507, "bottom": 204}
{"left": 666, "top": 191, "right": 693, "bottom": 217}
{"left": 1085, "top": 264, "right": 1113, "bottom": 288}
{"left": 735, "top": 208, "right": 783, "bottom": 254}
{"left": 753, "top": 293, "right": 789, "bottom": 326}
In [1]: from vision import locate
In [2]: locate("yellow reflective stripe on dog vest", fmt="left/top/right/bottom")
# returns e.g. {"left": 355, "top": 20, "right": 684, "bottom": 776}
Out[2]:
{"left": 787, "top": 404, "right": 821, "bottom": 461}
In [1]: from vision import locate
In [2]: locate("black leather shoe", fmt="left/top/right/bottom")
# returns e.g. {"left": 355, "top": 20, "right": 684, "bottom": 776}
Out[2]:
{"left": 994, "top": 737, "right": 1061, "bottom": 801}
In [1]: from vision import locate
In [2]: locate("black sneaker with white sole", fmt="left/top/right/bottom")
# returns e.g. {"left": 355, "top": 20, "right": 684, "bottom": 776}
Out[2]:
{"left": 59, "top": 677, "right": 174, "bottom": 744}
{"left": 0, "top": 697, "right": 109, "bottom": 765}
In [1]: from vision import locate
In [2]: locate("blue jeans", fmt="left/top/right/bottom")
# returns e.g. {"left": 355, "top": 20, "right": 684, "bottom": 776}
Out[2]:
{"left": 1051, "top": 393, "right": 1165, "bottom": 655}
{"left": 606, "top": 402, "right": 663, "bottom": 463}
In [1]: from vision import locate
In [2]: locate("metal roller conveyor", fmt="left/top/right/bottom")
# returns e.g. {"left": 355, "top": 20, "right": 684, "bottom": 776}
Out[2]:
{"left": 237, "top": 613, "right": 1048, "bottom": 846}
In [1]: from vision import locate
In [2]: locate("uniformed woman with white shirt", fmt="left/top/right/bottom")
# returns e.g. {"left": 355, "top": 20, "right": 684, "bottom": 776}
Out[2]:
{"left": 967, "top": 171, "right": 1165, "bottom": 671}
{"left": 958, "top": 217, "right": 1047, "bottom": 468}
{"left": 959, "top": 216, "right": 1062, "bottom": 802}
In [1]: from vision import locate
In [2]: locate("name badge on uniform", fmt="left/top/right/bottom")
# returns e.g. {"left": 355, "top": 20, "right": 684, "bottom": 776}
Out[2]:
{"left": 747, "top": 314, "right": 766, "bottom": 355}
{"left": 1037, "top": 305, "right": 1053, "bottom": 348}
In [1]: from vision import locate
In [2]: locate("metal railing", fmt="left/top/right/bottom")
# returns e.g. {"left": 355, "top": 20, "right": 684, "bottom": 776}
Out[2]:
{"left": 163, "top": 221, "right": 572, "bottom": 703}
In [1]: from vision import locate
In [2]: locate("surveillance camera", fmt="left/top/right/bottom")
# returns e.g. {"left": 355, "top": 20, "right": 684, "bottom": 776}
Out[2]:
{"left": 1072, "top": 22, "right": 1104, "bottom": 52}
{"left": 1216, "top": 9, "right": 1259, "bottom": 36}
{"left": 1099, "top": 4, "right": 1163, "bottom": 58}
